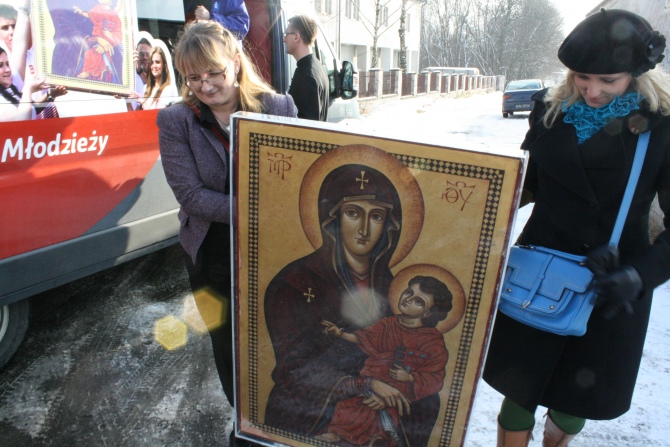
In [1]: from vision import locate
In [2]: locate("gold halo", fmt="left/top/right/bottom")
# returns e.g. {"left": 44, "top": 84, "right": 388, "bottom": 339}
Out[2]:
{"left": 388, "top": 264, "right": 466, "bottom": 333}
{"left": 299, "top": 145, "right": 424, "bottom": 267}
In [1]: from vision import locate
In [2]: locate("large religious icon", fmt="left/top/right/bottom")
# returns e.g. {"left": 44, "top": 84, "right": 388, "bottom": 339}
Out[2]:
{"left": 233, "top": 114, "right": 525, "bottom": 447}
{"left": 31, "top": 0, "right": 135, "bottom": 94}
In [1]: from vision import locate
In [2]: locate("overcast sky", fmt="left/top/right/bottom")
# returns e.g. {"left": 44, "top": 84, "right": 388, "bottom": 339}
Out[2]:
{"left": 552, "top": 0, "right": 604, "bottom": 35}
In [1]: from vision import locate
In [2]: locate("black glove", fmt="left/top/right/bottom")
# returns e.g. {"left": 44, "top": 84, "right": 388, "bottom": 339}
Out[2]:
{"left": 586, "top": 244, "right": 643, "bottom": 319}
{"left": 591, "top": 265, "right": 643, "bottom": 320}
{"left": 585, "top": 244, "right": 619, "bottom": 276}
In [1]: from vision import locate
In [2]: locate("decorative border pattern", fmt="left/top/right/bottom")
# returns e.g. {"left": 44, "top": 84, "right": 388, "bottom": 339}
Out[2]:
{"left": 244, "top": 133, "right": 504, "bottom": 446}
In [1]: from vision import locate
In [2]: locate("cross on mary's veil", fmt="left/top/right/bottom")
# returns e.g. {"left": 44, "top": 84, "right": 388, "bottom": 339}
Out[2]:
{"left": 356, "top": 171, "right": 368, "bottom": 190}
{"left": 304, "top": 288, "right": 315, "bottom": 303}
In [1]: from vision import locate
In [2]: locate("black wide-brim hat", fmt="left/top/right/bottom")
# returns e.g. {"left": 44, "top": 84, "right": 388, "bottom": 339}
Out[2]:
{"left": 558, "top": 8, "right": 666, "bottom": 77}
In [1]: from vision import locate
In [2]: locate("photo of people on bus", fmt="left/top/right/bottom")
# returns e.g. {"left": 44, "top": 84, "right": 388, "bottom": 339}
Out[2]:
{"left": 127, "top": 37, "right": 179, "bottom": 110}
{"left": 0, "top": 0, "right": 312, "bottom": 123}
{"left": 1, "top": 0, "right": 67, "bottom": 121}
{"left": 134, "top": 35, "right": 152, "bottom": 93}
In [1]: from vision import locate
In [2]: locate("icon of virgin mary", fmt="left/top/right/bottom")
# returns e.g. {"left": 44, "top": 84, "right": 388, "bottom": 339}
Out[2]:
{"left": 263, "top": 146, "right": 440, "bottom": 446}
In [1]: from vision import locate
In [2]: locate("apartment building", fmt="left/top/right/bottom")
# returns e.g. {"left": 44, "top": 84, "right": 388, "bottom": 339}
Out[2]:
{"left": 309, "top": 0, "right": 423, "bottom": 73}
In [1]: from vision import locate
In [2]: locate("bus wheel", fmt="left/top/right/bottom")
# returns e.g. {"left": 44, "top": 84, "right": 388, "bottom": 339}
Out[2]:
{"left": 0, "top": 300, "right": 30, "bottom": 370}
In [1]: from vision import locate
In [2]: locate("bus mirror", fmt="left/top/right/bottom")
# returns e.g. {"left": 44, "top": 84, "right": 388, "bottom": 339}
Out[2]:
{"left": 339, "top": 61, "right": 358, "bottom": 99}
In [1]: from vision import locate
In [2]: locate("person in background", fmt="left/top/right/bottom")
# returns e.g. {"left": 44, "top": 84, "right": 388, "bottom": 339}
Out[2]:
{"left": 138, "top": 45, "right": 178, "bottom": 110}
{"left": 184, "top": 0, "right": 249, "bottom": 40}
{"left": 284, "top": 14, "right": 329, "bottom": 121}
{"left": 134, "top": 37, "right": 152, "bottom": 90}
{"left": 0, "top": 47, "right": 60, "bottom": 121}
{"left": 156, "top": 20, "right": 296, "bottom": 443}
{"left": 0, "top": 4, "right": 16, "bottom": 55}
{"left": 0, "top": 3, "right": 22, "bottom": 89}
{"left": 483, "top": 9, "right": 670, "bottom": 447}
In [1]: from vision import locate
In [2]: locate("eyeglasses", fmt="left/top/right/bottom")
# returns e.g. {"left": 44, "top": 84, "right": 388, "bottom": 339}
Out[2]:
{"left": 283, "top": 32, "right": 299, "bottom": 38}
{"left": 138, "top": 51, "right": 150, "bottom": 57}
{"left": 186, "top": 68, "right": 228, "bottom": 88}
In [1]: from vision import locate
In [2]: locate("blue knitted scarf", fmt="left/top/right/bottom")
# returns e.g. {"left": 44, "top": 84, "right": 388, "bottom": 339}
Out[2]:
{"left": 562, "top": 92, "right": 642, "bottom": 144}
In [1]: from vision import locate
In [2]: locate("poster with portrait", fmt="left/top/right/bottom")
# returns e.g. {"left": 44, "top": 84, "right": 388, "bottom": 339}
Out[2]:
{"left": 233, "top": 113, "right": 526, "bottom": 447}
{"left": 31, "top": 0, "right": 136, "bottom": 94}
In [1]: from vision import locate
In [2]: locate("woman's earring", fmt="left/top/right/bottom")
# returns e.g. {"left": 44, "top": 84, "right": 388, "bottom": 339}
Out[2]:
{"left": 234, "top": 71, "right": 239, "bottom": 88}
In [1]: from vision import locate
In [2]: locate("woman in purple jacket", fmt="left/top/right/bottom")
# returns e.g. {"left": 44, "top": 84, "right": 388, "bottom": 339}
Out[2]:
{"left": 157, "top": 20, "right": 296, "bottom": 408}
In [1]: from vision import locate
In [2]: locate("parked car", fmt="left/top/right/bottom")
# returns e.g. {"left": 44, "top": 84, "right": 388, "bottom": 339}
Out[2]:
{"left": 502, "top": 79, "right": 544, "bottom": 117}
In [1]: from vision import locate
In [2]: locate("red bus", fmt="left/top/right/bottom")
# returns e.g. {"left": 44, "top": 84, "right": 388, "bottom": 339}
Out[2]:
{"left": 0, "top": 0, "right": 357, "bottom": 368}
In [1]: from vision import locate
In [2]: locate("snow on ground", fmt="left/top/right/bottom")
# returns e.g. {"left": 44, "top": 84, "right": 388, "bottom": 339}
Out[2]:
{"left": 361, "top": 92, "right": 670, "bottom": 446}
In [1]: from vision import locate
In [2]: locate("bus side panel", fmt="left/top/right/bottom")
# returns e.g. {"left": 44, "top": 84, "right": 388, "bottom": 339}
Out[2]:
{"left": 0, "top": 111, "right": 162, "bottom": 259}
{"left": 0, "top": 208, "right": 179, "bottom": 306}
{"left": 0, "top": 110, "right": 181, "bottom": 304}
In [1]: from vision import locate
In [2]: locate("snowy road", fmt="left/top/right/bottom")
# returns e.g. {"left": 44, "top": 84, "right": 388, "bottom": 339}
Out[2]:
{"left": 0, "top": 92, "right": 667, "bottom": 447}
{"left": 358, "top": 91, "right": 531, "bottom": 155}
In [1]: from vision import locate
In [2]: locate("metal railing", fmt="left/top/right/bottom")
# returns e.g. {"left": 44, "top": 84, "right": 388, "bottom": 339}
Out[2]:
{"left": 356, "top": 69, "right": 499, "bottom": 103}
{"left": 417, "top": 72, "right": 427, "bottom": 94}
{"left": 382, "top": 70, "right": 397, "bottom": 95}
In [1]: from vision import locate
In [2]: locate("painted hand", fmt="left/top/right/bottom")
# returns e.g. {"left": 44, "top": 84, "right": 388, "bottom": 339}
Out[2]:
{"left": 320, "top": 320, "right": 342, "bottom": 337}
{"left": 389, "top": 367, "right": 413, "bottom": 382}
{"left": 369, "top": 379, "right": 411, "bottom": 416}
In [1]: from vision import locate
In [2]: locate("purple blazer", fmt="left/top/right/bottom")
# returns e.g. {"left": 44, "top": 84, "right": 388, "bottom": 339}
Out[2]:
{"left": 157, "top": 93, "right": 297, "bottom": 262}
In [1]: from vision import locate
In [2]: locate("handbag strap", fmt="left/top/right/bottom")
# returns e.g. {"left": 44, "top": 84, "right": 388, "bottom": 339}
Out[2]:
{"left": 609, "top": 131, "right": 650, "bottom": 246}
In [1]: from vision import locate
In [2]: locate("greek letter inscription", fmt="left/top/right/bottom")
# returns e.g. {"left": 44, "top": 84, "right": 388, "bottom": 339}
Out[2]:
{"left": 442, "top": 180, "right": 476, "bottom": 211}
{"left": 268, "top": 152, "right": 292, "bottom": 180}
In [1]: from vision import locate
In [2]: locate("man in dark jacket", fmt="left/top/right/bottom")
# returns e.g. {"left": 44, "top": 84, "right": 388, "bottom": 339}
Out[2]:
{"left": 284, "top": 15, "right": 329, "bottom": 121}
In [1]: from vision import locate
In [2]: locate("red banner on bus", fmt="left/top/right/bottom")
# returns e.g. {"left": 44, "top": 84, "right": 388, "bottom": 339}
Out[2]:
{"left": 1, "top": 110, "right": 161, "bottom": 259}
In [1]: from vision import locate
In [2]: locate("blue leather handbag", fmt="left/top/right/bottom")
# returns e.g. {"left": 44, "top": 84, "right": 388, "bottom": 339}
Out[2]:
{"left": 500, "top": 245, "right": 594, "bottom": 335}
{"left": 499, "top": 131, "right": 650, "bottom": 336}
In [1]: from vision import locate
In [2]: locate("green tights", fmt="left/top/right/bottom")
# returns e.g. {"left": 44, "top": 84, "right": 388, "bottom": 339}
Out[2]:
{"left": 498, "top": 397, "right": 586, "bottom": 435}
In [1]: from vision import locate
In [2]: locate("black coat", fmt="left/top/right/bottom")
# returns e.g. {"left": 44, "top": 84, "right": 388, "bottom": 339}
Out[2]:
{"left": 289, "top": 54, "right": 330, "bottom": 121}
{"left": 483, "top": 89, "right": 670, "bottom": 420}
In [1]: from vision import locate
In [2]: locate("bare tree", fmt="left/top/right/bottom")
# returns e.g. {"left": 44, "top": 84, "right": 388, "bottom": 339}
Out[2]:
{"left": 351, "top": 0, "right": 402, "bottom": 68}
{"left": 372, "top": 0, "right": 383, "bottom": 67}
{"left": 398, "top": 0, "right": 408, "bottom": 70}
{"left": 421, "top": 0, "right": 563, "bottom": 79}
{"left": 501, "top": 0, "right": 564, "bottom": 79}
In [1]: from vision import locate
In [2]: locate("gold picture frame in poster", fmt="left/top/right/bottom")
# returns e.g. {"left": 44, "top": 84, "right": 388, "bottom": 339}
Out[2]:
{"left": 31, "top": 0, "right": 136, "bottom": 95}
{"left": 233, "top": 114, "right": 525, "bottom": 447}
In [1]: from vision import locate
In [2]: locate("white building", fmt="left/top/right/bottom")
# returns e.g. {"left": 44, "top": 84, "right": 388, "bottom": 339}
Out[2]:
{"left": 308, "top": 0, "right": 424, "bottom": 73}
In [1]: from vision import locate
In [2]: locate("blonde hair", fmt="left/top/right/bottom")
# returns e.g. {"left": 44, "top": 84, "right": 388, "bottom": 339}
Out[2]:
{"left": 543, "top": 68, "right": 670, "bottom": 128}
{"left": 173, "top": 20, "right": 274, "bottom": 112}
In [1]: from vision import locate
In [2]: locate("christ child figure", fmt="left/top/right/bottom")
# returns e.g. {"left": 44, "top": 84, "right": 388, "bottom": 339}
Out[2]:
{"left": 319, "top": 275, "right": 453, "bottom": 446}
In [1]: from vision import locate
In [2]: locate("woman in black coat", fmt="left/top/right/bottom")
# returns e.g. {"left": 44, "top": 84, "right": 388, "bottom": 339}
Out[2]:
{"left": 483, "top": 9, "right": 670, "bottom": 446}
